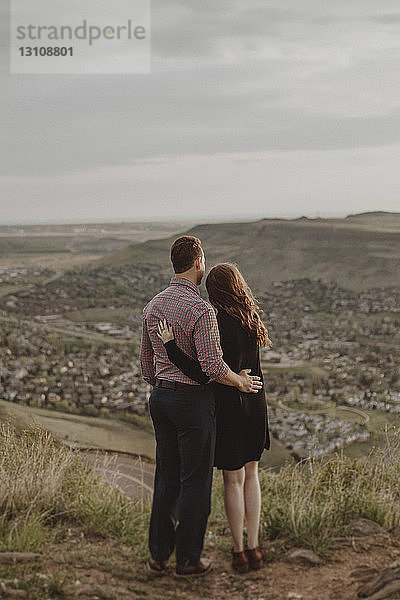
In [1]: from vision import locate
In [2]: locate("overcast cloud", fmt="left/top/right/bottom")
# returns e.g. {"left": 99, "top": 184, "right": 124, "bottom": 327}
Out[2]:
{"left": 1, "top": 0, "right": 400, "bottom": 223}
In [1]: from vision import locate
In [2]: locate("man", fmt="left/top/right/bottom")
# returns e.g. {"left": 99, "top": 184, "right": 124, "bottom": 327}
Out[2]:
{"left": 140, "top": 235, "right": 262, "bottom": 577}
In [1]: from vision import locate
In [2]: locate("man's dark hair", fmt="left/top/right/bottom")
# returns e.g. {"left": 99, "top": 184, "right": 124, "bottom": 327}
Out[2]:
{"left": 170, "top": 236, "right": 202, "bottom": 274}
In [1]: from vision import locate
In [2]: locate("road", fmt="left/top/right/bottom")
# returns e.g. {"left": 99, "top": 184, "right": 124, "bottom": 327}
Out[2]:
{"left": 278, "top": 398, "right": 370, "bottom": 424}
{"left": 42, "top": 270, "right": 63, "bottom": 285}
{"left": 84, "top": 450, "right": 154, "bottom": 501}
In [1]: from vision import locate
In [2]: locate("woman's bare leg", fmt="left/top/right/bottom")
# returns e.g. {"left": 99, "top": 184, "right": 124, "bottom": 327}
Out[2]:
{"left": 223, "top": 468, "right": 245, "bottom": 552}
{"left": 243, "top": 461, "right": 261, "bottom": 549}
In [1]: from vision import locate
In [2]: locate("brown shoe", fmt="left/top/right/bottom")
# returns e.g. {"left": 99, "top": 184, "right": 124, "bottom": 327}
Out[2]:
{"left": 245, "top": 546, "right": 264, "bottom": 570}
{"left": 147, "top": 558, "right": 168, "bottom": 576}
{"left": 175, "top": 557, "right": 212, "bottom": 578}
{"left": 231, "top": 549, "right": 249, "bottom": 574}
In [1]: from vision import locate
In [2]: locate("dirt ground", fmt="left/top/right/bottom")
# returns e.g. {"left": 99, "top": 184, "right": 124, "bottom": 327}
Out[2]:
{"left": 5, "top": 527, "right": 397, "bottom": 600}
{"left": 140, "top": 532, "right": 400, "bottom": 600}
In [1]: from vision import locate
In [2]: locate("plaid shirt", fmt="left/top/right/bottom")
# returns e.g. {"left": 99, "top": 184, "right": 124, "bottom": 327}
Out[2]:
{"left": 140, "top": 276, "right": 229, "bottom": 386}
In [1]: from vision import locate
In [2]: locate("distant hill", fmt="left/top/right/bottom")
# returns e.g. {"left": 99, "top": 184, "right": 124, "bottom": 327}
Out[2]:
{"left": 345, "top": 211, "right": 400, "bottom": 231}
{"left": 98, "top": 212, "right": 400, "bottom": 292}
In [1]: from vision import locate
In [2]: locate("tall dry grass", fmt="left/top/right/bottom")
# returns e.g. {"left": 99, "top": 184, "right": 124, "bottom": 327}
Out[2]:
{"left": 3, "top": 420, "right": 400, "bottom": 559}
{"left": 210, "top": 426, "right": 400, "bottom": 557}
{"left": 258, "top": 426, "right": 400, "bottom": 555}
{"left": 0, "top": 422, "right": 150, "bottom": 552}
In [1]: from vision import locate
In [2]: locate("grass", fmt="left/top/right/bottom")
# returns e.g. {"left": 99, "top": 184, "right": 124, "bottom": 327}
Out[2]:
{"left": 3, "top": 421, "right": 400, "bottom": 561}
{"left": 2, "top": 421, "right": 400, "bottom": 596}
{"left": 64, "top": 307, "right": 135, "bottom": 324}
{"left": 261, "top": 364, "right": 328, "bottom": 378}
{"left": 0, "top": 399, "right": 156, "bottom": 459}
{"left": 257, "top": 427, "right": 400, "bottom": 556}
{"left": 0, "top": 421, "right": 150, "bottom": 555}
{"left": 209, "top": 425, "right": 400, "bottom": 559}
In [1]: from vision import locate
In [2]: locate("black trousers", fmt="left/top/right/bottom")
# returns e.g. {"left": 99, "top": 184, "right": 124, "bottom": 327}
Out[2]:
{"left": 148, "top": 385, "right": 216, "bottom": 566}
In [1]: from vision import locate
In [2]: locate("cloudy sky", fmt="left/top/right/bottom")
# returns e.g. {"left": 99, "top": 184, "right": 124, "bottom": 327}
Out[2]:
{"left": 1, "top": 0, "right": 400, "bottom": 224}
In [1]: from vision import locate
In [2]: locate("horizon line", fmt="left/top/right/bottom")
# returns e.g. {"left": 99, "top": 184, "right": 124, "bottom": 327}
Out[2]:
{"left": 1, "top": 209, "right": 397, "bottom": 227}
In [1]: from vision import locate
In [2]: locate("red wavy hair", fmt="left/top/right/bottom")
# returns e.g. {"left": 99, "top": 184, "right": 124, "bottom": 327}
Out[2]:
{"left": 205, "top": 263, "right": 272, "bottom": 348}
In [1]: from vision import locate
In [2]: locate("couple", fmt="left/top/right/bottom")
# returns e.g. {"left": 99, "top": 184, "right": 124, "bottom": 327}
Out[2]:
{"left": 140, "top": 235, "right": 271, "bottom": 577}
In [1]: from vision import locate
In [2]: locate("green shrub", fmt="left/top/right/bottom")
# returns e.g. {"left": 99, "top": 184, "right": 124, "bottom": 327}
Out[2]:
{"left": 0, "top": 515, "right": 45, "bottom": 552}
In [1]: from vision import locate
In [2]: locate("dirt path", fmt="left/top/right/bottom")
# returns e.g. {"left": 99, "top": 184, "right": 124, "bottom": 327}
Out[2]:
{"left": 84, "top": 450, "right": 154, "bottom": 500}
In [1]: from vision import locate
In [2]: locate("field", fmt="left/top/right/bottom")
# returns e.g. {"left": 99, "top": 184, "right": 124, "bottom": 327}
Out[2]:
{"left": 0, "top": 399, "right": 156, "bottom": 459}
{"left": 0, "top": 220, "right": 194, "bottom": 269}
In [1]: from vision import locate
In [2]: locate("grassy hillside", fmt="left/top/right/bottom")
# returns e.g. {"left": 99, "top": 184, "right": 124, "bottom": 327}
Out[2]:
{"left": 99, "top": 212, "right": 400, "bottom": 291}
{"left": 0, "top": 399, "right": 155, "bottom": 459}
{"left": 345, "top": 210, "right": 400, "bottom": 231}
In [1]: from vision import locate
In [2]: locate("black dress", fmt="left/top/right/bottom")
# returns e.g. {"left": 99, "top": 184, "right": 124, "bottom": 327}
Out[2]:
{"left": 164, "top": 309, "right": 270, "bottom": 471}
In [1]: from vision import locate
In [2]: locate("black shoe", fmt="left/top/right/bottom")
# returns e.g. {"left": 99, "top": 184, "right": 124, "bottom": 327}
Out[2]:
{"left": 175, "top": 557, "right": 212, "bottom": 578}
{"left": 147, "top": 558, "right": 168, "bottom": 576}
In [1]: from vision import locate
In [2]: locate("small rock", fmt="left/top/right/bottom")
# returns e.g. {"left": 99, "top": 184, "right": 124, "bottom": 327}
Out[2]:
{"left": 389, "top": 526, "right": 400, "bottom": 539}
{"left": 286, "top": 549, "right": 322, "bottom": 566}
{"left": 357, "top": 563, "right": 400, "bottom": 598}
{"left": 64, "top": 584, "right": 132, "bottom": 598}
{"left": 288, "top": 593, "right": 303, "bottom": 599}
{"left": 359, "top": 580, "right": 400, "bottom": 600}
{"left": 0, "top": 552, "right": 41, "bottom": 564}
{"left": 348, "top": 519, "right": 385, "bottom": 537}
{"left": 350, "top": 565, "right": 379, "bottom": 582}
{"left": 0, "top": 585, "right": 28, "bottom": 599}
{"left": 6, "top": 591, "right": 28, "bottom": 599}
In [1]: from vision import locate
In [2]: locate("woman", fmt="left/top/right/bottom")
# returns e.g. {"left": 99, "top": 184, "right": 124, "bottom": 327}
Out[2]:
{"left": 157, "top": 263, "right": 271, "bottom": 574}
